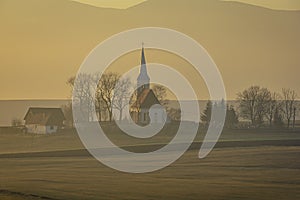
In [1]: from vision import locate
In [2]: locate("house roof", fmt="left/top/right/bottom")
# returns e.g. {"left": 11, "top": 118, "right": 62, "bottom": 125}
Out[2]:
{"left": 132, "top": 89, "right": 160, "bottom": 109}
{"left": 24, "top": 107, "right": 65, "bottom": 125}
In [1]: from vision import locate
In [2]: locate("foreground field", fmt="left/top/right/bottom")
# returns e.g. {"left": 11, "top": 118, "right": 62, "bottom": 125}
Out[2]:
{"left": 0, "top": 146, "right": 300, "bottom": 200}
{"left": 0, "top": 127, "right": 300, "bottom": 154}
{"left": 0, "top": 128, "right": 300, "bottom": 199}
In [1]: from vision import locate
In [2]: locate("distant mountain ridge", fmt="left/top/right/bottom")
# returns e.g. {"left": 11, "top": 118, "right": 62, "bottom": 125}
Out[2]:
{"left": 73, "top": 0, "right": 300, "bottom": 11}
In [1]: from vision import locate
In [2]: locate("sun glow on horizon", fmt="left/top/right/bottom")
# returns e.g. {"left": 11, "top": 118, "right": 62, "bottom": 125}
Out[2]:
{"left": 72, "top": 0, "right": 146, "bottom": 9}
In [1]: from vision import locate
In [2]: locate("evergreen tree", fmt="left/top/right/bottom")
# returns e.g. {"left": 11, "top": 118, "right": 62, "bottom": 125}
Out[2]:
{"left": 225, "top": 105, "right": 239, "bottom": 129}
{"left": 201, "top": 101, "right": 212, "bottom": 124}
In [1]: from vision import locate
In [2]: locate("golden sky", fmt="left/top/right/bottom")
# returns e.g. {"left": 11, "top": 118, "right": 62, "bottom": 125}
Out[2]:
{"left": 0, "top": 0, "right": 299, "bottom": 100}
{"left": 74, "top": 0, "right": 300, "bottom": 10}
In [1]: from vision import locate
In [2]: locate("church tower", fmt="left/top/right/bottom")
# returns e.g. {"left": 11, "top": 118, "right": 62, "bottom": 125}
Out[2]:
{"left": 137, "top": 45, "right": 150, "bottom": 97}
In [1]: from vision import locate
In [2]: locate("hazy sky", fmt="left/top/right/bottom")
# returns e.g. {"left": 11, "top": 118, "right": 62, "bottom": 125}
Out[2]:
{"left": 74, "top": 0, "right": 300, "bottom": 10}
{"left": 0, "top": 0, "right": 299, "bottom": 100}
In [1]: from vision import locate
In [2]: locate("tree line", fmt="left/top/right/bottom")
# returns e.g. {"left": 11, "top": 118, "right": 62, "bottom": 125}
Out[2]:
{"left": 201, "top": 86, "right": 298, "bottom": 129}
{"left": 63, "top": 72, "right": 298, "bottom": 130}
{"left": 237, "top": 86, "right": 297, "bottom": 129}
{"left": 64, "top": 72, "right": 181, "bottom": 125}
{"left": 66, "top": 72, "right": 131, "bottom": 123}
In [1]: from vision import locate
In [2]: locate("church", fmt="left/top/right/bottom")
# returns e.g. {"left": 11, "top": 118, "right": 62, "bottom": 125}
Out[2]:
{"left": 130, "top": 46, "right": 167, "bottom": 125}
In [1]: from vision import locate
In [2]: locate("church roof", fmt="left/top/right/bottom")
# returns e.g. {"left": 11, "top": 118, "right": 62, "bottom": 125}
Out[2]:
{"left": 132, "top": 89, "right": 160, "bottom": 109}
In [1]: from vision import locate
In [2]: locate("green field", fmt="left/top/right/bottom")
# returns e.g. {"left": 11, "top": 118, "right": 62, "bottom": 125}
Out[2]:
{"left": 0, "top": 127, "right": 300, "bottom": 199}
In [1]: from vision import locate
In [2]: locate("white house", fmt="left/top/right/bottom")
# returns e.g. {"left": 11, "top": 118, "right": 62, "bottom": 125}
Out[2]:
{"left": 24, "top": 107, "right": 65, "bottom": 134}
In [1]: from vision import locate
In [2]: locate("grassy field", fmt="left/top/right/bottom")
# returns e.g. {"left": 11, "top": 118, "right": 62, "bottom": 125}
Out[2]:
{"left": 0, "top": 126, "right": 300, "bottom": 154}
{"left": 0, "top": 127, "right": 300, "bottom": 199}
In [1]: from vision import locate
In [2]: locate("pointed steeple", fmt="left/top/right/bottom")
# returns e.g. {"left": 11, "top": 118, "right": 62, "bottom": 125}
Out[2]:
{"left": 141, "top": 44, "right": 146, "bottom": 66}
{"left": 137, "top": 44, "right": 150, "bottom": 96}
{"left": 139, "top": 44, "right": 149, "bottom": 77}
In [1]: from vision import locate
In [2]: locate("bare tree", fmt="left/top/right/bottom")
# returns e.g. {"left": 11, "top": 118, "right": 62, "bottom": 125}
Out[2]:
{"left": 255, "top": 88, "right": 271, "bottom": 125}
{"left": 67, "top": 76, "right": 75, "bottom": 92}
{"left": 237, "top": 86, "right": 271, "bottom": 127}
{"left": 282, "top": 88, "right": 297, "bottom": 129}
{"left": 292, "top": 106, "right": 297, "bottom": 129}
{"left": 273, "top": 106, "right": 284, "bottom": 128}
{"left": 96, "top": 72, "right": 120, "bottom": 122}
{"left": 95, "top": 92, "right": 107, "bottom": 122}
{"left": 265, "top": 92, "right": 283, "bottom": 127}
{"left": 237, "top": 86, "right": 259, "bottom": 125}
{"left": 167, "top": 107, "right": 181, "bottom": 121}
{"left": 152, "top": 84, "right": 168, "bottom": 106}
{"left": 112, "top": 77, "right": 132, "bottom": 121}
{"left": 67, "top": 73, "right": 96, "bottom": 122}
{"left": 68, "top": 72, "right": 132, "bottom": 122}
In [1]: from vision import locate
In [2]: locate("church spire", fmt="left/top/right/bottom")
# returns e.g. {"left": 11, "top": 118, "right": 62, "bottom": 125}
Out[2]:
{"left": 137, "top": 44, "right": 150, "bottom": 96}
{"left": 141, "top": 43, "right": 146, "bottom": 66}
